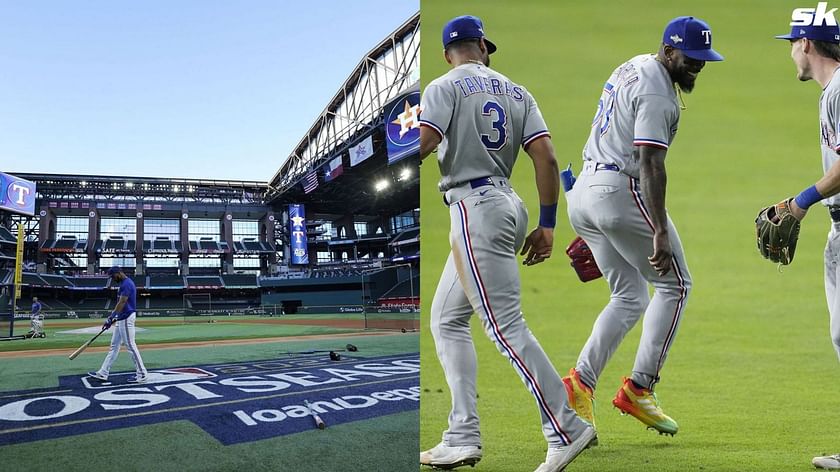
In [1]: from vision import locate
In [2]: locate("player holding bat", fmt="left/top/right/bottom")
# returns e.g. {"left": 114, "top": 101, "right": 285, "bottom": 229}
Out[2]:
{"left": 87, "top": 266, "right": 148, "bottom": 383}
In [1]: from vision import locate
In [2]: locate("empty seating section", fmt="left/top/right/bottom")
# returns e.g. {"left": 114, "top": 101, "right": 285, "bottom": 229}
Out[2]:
{"left": 390, "top": 227, "right": 419, "bottom": 245}
{"left": 131, "top": 275, "right": 147, "bottom": 288}
{"left": 153, "top": 240, "right": 172, "bottom": 251}
{"left": 222, "top": 274, "right": 257, "bottom": 287}
{"left": 20, "top": 297, "right": 73, "bottom": 311}
{"left": 186, "top": 276, "right": 222, "bottom": 288}
{"left": 243, "top": 241, "right": 262, "bottom": 251}
{"left": 0, "top": 248, "right": 14, "bottom": 260}
{"left": 73, "top": 277, "right": 108, "bottom": 289}
{"left": 0, "top": 226, "right": 16, "bottom": 244}
{"left": 147, "top": 297, "right": 184, "bottom": 309}
{"left": 233, "top": 240, "right": 271, "bottom": 252}
{"left": 148, "top": 275, "right": 185, "bottom": 288}
{"left": 198, "top": 240, "right": 220, "bottom": 251}
{"left": 95, "top": 239, "right": 137, "bottom": 253}
{"left": 39, "top": 274, "right": 72, "bottom": 288}
{"left": 379, "top": 279, "right": 415, "bottom": 298}
{"left": 76, "top": 298, "right": 109, "bottom": 310}
{"left": 53, "top": 238, "right": 78, "bottom": 250}
{"left": 22, "top": 273, "right": 47, "bottom": 286}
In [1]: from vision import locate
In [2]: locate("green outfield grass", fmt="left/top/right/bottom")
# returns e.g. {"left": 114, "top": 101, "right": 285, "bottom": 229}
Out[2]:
{"left": 421, "top": 1, "right": 840, "bottom": 471}
{"left": 1, "top": 314, "right": 363, "bottom": 352}
{"left": 0, "top": 334, "right": 419, "bottom": 472}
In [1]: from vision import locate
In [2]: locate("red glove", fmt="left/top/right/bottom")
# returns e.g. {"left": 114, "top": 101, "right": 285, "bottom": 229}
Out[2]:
{"left": 566, "top": 236, "right": 603, "bottom": 282}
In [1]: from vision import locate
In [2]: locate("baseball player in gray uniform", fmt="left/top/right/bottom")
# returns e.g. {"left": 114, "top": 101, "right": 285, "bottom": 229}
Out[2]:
{"left": 773, "top": 16, "right": 840, "bottom": 471}
{"left": 419, "top": 15, "right": 595, "bottom": 472}
{"left": 561, "top": 16, "right": 723, "bottom": 438}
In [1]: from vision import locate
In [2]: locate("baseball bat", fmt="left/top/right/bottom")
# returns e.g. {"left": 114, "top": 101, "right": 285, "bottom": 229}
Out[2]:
{"left": 304, "top": 400, "right": 326, "bottom": 429}
{"left": 68, "top": 326, "right": 107, "bottom": 360}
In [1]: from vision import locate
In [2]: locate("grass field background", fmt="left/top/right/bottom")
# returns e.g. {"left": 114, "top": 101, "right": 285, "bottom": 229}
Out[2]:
{"left": 420, "top": 1, "right": 840, "bottom": 471}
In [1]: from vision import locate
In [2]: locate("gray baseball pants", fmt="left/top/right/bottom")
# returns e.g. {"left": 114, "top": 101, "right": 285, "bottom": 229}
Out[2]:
{"left": 566, "top": 163, "right": 692, "bottom": 392}
{"left": 430, "top": 177, "right": 588, "bottom": 448}
{"left": 823, "top": 222, "right": 840, "bottom": 360}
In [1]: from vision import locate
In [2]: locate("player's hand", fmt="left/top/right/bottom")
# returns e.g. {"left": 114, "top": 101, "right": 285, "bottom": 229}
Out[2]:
{"left": 649, "top": 231, "right": 672, "bottom": 276}
{"left": 103, "top": 315, "right": 115, "bottom": 330}
{"left": 789, "top": 198, "right": 808, "bottom": 221}
{"left": 521, "top": 226, "right": 554, "bottom": 266}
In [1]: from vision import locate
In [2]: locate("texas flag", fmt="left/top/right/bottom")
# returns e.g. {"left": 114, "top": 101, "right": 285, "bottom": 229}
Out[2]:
{"left": 323, "top": 156, "right": 344, "bottom": 182}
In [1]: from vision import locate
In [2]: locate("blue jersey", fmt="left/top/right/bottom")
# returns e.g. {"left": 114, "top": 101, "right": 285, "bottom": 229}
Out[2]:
{"left": 116, "top": 277, "right": 136, "bottom": 318}
{"left": 31, "top": 302, "right": 41, "bottom": 315}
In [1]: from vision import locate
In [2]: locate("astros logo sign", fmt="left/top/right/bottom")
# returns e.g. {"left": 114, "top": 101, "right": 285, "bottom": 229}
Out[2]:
{"left": 385, "top": 91, "right": 421, "bottom": 162}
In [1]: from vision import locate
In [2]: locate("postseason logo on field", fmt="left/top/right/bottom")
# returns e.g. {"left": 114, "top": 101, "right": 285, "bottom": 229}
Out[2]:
{"left": 0, "top": 354, "right": 419, "bottom": 446}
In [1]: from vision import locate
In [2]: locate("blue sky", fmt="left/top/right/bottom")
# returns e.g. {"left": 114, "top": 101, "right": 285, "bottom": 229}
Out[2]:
{"left": 0, "top": 1, "right": 418, "bottom": 181}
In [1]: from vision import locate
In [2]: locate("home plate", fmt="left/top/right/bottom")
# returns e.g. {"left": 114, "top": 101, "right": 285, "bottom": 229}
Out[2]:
{"left": 57, "top": 327, "right": 150, "bottom": 335}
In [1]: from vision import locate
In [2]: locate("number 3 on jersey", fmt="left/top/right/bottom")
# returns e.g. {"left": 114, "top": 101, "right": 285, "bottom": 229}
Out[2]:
{"left": 481, "top": 100, "right": 507, "bottom": 151}
{"left": 592, "top": 82, "right": 616, "bottom": 136}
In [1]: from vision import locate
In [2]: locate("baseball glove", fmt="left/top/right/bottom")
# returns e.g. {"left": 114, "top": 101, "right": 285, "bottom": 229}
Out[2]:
{"left": 755, "top": 198, "right": 801, "bottom": 265}
{"left": 566, "top": 236, "right": 603, "bottom": 282}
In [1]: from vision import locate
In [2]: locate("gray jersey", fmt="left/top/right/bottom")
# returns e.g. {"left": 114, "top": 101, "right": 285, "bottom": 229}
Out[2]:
{"left": 421, "top": 62, "right": 550, "bottom": 191}
{"left": 582, "top": 54, "right": 680, "bottom": 178}
{"left": 820, "top": 69, "right": 840, "bottom": 206}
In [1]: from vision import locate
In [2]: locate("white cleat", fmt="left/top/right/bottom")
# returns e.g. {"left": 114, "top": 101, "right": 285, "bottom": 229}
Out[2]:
{"left": 813, "top": 454, "right": 840, "bottom": 469}
{"left": 127, "top": 375, "right": 148, "bottom": 384}
{"left": 87, "top": 371, "right": 108, "bottom": 381}
{"left": 533, "top": 426, "right": 597, "bottom": 472}
{"left": 420, "top": 442, "right": 482, "bottom": 470}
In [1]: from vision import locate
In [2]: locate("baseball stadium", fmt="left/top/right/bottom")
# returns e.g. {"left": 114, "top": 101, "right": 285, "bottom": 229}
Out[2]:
{"left": 0, "top": 11, "right": 419, "bottom": 472}
{"left": 421, "top": 1, "right": 840, "bottom": 471}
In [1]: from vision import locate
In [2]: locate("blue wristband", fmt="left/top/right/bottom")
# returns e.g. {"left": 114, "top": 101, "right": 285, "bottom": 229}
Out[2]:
{"left": 794, "top": 185, "right": 823, "bottom": 210}
{"left": 539, "top": 203, "right": 558, "bottom": 228}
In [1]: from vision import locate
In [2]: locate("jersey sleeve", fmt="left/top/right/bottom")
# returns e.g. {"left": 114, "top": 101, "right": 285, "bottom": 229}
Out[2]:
{"left": 522, "top": 92, "right": 551, "bottom": 148}
{"left": 419, "top": 81, "right": 454, "bottom": 139}
{"left": 118, "top": 281, "right": 130, "bottom": 298}
{"left": 830, "top": 91, "right": 840, "bottom": 154}
{"left": 633, "top": 94, "right": 678, "bottom": 150}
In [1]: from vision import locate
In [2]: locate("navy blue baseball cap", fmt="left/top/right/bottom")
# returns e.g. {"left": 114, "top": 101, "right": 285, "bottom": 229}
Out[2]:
{"left": 663, "top": 16, "right": 724, "bottom": 61}
{"left": 442, "top": 15, "right": 497, "bottom": 54}
{"left": 107, "top": 266, "right": 122, "bottom": 275}
{"left": 776, "top": 23, "right": 840, "bottom": 43}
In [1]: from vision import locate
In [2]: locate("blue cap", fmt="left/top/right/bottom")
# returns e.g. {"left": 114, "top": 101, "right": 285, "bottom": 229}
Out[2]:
{"left": 107, "top": 266, "right": 122, "bottom": 275}
{"left": 776, "top": 24, "right": 840, "bottom": 43}
{"left": 663, "top": 16, "right": 724, "bottom": 61}
{"left": 442, "top": 15, "right": 497, "bottom": 54}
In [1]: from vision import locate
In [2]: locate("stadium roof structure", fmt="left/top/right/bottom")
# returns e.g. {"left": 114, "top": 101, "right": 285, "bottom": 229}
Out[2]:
{"left": 267, "top": 12, "right": 420, "bottom": 216}
{"left": 14, "top": 173, "right": 267, "bottom": 205}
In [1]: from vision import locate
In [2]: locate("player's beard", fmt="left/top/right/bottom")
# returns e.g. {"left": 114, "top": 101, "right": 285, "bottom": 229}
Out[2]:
{"left": 675, "top": 72, "right": 696, "bottom": 93}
